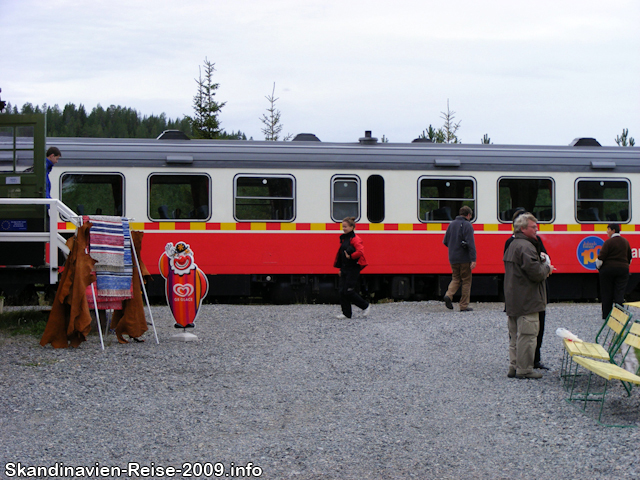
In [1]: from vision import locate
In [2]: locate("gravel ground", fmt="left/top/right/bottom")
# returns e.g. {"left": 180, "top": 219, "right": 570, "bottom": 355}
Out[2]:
{"left": 2, "top": 301, "right": 640, "bottom": 480}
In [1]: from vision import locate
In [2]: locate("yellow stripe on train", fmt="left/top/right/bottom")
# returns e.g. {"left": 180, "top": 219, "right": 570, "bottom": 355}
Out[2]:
{"left": 57, "top": 222, "right": 638, "bottom": 232}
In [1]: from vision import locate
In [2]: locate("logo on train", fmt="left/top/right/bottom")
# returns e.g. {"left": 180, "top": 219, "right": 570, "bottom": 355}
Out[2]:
{"left": 576, "top": 236, "right": 604, "bottom": 271}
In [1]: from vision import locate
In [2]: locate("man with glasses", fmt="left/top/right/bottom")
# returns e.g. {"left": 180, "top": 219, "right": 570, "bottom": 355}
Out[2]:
{"left": 504, "top": 209, "right": 551, "bottom": 371}
{"left": 503, "top": 213, "right": 554, "bottom": 379}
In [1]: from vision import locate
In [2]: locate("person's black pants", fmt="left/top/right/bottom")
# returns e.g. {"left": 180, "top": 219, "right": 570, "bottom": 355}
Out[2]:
{"left": 534, "top": 309, "right": 545, "bottom": 366}
{"left": 599, "top": 266, "right": 629, "bottom": 319}
{"left": 339, "top": 267, "right": 369, "bottom": 318}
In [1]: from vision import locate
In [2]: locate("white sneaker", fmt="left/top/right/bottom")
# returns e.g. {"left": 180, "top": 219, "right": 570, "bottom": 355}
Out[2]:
{"left": 336, "top": 314, "right": 346, "bottom": 319}
{"left": 362, "top": 304, "right": 371, "bottom": 317}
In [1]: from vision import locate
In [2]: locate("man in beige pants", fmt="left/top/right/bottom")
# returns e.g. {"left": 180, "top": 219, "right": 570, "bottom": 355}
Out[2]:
{"left": 442, "top": 206, "right": 477, "bottom": 312}
{"left": 503, "top": 213, "right": 553, "bottom": 379}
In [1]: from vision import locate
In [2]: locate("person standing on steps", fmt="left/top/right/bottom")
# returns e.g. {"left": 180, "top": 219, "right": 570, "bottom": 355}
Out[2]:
{"left": 442, "top": 206, "right": 476, "bottom": 312}
{"left": 333, "top": 217, "right": 370, "bottom": 319}
{"left": 45, "top": 146, "right": 61, "bottom": 199}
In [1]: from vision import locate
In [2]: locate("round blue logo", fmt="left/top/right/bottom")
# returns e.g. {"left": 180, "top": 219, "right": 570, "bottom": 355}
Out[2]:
{"left": 576, "top": 236, "right": 604, "bottom": 270}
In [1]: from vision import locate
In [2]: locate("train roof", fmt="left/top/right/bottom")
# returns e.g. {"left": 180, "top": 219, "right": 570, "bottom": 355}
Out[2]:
{"left": 47, "top": 136, "right": 640, "bottom": 173}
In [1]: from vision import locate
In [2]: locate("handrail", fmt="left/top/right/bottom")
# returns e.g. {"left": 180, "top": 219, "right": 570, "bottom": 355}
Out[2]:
{"left": 0, "top": 198, "right": 80, "bottom": 225}
{"left": 0, "top": 198, "right": 79, "bottom": 284}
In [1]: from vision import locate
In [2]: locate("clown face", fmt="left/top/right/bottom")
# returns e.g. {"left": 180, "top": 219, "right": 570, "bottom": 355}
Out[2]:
{"left": 165, "top": 242, "right": 197, "bottom": 276}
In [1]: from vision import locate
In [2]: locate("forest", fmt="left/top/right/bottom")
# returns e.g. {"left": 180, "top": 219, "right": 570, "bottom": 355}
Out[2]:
{"left": 1, "top": 102, "right": 246, "bottom": 140}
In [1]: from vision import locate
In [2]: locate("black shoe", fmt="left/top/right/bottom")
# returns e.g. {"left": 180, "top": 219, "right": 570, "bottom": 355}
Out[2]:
{"left": 534, "top": 363, "right": 550, "bottom": 370}
{"left": 444, "top": 296, "right": 453, "bottom": 310}
{"left": 460, "top": 308, "right": 473, "bottom": 312}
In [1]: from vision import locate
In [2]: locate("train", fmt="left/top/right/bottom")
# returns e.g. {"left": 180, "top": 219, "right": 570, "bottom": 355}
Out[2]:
{"left": 2, "top": 120, "right": 640, "bottom": 304}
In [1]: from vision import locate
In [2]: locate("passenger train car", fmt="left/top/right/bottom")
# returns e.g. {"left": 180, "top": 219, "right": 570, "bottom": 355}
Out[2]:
{"left": 41, "top": 132, "right": 640, "bottom": 302}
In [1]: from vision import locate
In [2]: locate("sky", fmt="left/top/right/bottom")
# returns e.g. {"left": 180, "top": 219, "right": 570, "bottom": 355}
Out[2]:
{"left": 1, "top": 0, "right": 639, "bottom": 146}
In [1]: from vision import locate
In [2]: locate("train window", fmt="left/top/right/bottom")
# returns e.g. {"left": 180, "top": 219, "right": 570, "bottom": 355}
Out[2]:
{"left": 331, "top": 176, "right": 360, "bottom": 222}
{"left": 234, "top": 175, "right": 295, "bottom": 221}
{"left": 498, "top": 177, "right": 554, "bottom": 223}
{"left": 367, "top": 175, "right": 385, "bottom": 223}
{"left": 61, "top": 173, "right": 124, "bottom": 217}
{"left": 148, "top": 174, "right": 210, "bottom": 221}
{"left": 418, "top": 177, "right": 475, "bottom": 222}
{"left": 0, "top": 125, "right": 35, "bottom": 172}
{"left": 575, "top": 178, "right": 630, "bottom": 223}
{"left": 0, "top": 127, "right": 13, "bottom": 172}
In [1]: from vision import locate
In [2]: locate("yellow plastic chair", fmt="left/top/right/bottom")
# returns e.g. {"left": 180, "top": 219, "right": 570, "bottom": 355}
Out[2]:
{"left": 560, "top": 304, "right": 632, "bottom": 390}
{"left": 566, "top": 323, "right": 640, "bottom": 427}
{"left": 611, "top": 322, "right": 640, "bottom": 392}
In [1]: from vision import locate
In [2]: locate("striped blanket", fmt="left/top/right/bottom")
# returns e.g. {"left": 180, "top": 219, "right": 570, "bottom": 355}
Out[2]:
{"left": 85, "top": 216, "right": 133, "bottom": 308}
{"left": 86, "top": 287, "right": 125, "bottom": 310}
{"left": 84, "top": 215, "right": 124, "bottom": 269}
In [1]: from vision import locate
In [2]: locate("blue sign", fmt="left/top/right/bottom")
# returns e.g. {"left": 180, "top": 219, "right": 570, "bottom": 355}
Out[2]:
{"left": 576, "top": 236, "right": 604, "bottom": 271}
{"left": 0, "top": 220, "right": 28, "bottom": 231}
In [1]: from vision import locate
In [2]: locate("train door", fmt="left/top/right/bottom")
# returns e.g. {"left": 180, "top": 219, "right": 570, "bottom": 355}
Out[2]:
{"left": 0, "top": 114, "right": 47, "bottom": 266}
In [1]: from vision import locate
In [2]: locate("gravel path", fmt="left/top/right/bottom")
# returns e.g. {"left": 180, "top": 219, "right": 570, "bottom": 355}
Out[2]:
{"left": 1, "top": 301, "right": 640, "bottom": 479}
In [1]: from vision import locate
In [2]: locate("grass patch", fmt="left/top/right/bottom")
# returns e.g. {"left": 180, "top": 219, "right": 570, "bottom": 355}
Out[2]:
{"left": 0, "top": 310, "right": 49, "bottom": 336}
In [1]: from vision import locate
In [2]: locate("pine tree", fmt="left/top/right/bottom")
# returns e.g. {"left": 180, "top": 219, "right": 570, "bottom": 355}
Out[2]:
{"left": 260, "top": 83, "right": 291, "bottom": 141}
{"left": 188, "top": 58, "right": 226, "bottom": 139}
{"left": 418, "top": 100, "right": 463, "bottom": 143}
{"left": 440, "top": 99, "right": 461, "bottom": 143}
{"left": 419, "top": 124, "right": 446, "bottom": 143}
{"left": 615, "top": 128, "right": 636, "bottom": 147}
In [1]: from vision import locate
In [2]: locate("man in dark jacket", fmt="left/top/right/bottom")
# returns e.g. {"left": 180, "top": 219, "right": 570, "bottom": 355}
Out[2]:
{"left": 503, "top": 213, "right": 553, "bottom": 379}
{"left": 442, "top": 206, "right": 477, "bottom": 312}
{"left": 40, "top": 146, "right": 62, "bottom": 233}
{"left": 45, "top": 146, "right": 61, "bottom": 199}
{"left": 504, "top": 209, "right": 551, "bottom": 370}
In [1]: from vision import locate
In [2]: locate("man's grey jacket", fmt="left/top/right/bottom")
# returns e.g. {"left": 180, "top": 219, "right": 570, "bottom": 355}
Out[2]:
{"left": 443, "top": 215, "right": 477, "bottom": 264}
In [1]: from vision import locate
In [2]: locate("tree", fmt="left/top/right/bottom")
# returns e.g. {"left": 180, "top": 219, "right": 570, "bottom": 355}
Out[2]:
{"left": 418, "top": 100, "right": 462, "bottom": 143}
{"left": 188, "top": 58, "right": 226, "bottom": 139}
{"left": 5, "top": 101, "right": 193, "bottom": 138}
{"left": 218, "top": 130, "right": 248, "bottom": 140}
{"left": 615, "top": 128, "right": 635, "bottom": 147}
{"left": 418, "top": 124, "right": 445, "bottom": 143}
{"left": 260, "top": 83, "right": 291, "bottom": 141}
{"left": 440, "top": 99, "right": 461, "bottom": 143}
{"left": 481, "top": 134, "right": 492, "bottom": 144}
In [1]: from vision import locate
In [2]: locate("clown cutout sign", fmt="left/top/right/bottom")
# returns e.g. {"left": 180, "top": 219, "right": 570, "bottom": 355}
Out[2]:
{"left": 159, "top": 242, "right": 209, "bottom": 335}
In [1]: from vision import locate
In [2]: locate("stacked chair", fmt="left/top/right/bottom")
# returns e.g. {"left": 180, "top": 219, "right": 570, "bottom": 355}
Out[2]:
{"left": 560, "top": 304, "right": 632, "bottom": 389}
{"left": 563, "top": 304, "right": 640, "bottom": 427}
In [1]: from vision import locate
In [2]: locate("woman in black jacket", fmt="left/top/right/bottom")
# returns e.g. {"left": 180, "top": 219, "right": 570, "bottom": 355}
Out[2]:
{"left": 597, "top": 223, "right": 632, "bottom": 319}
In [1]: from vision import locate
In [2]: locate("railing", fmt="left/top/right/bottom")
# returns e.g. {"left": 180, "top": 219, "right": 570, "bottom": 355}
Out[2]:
{"left": 0, "top": 198, "right": 79, "bottom": 284}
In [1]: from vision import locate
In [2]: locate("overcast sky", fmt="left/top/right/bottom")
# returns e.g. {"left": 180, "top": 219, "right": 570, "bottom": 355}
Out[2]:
{"left": 2, "top": 0, "right": 639, "bottom": 145}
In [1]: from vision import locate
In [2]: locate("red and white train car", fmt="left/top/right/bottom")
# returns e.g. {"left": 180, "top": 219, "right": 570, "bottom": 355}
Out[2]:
{"left": 49, "top": 132, "right": 640, "bottom": 303}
